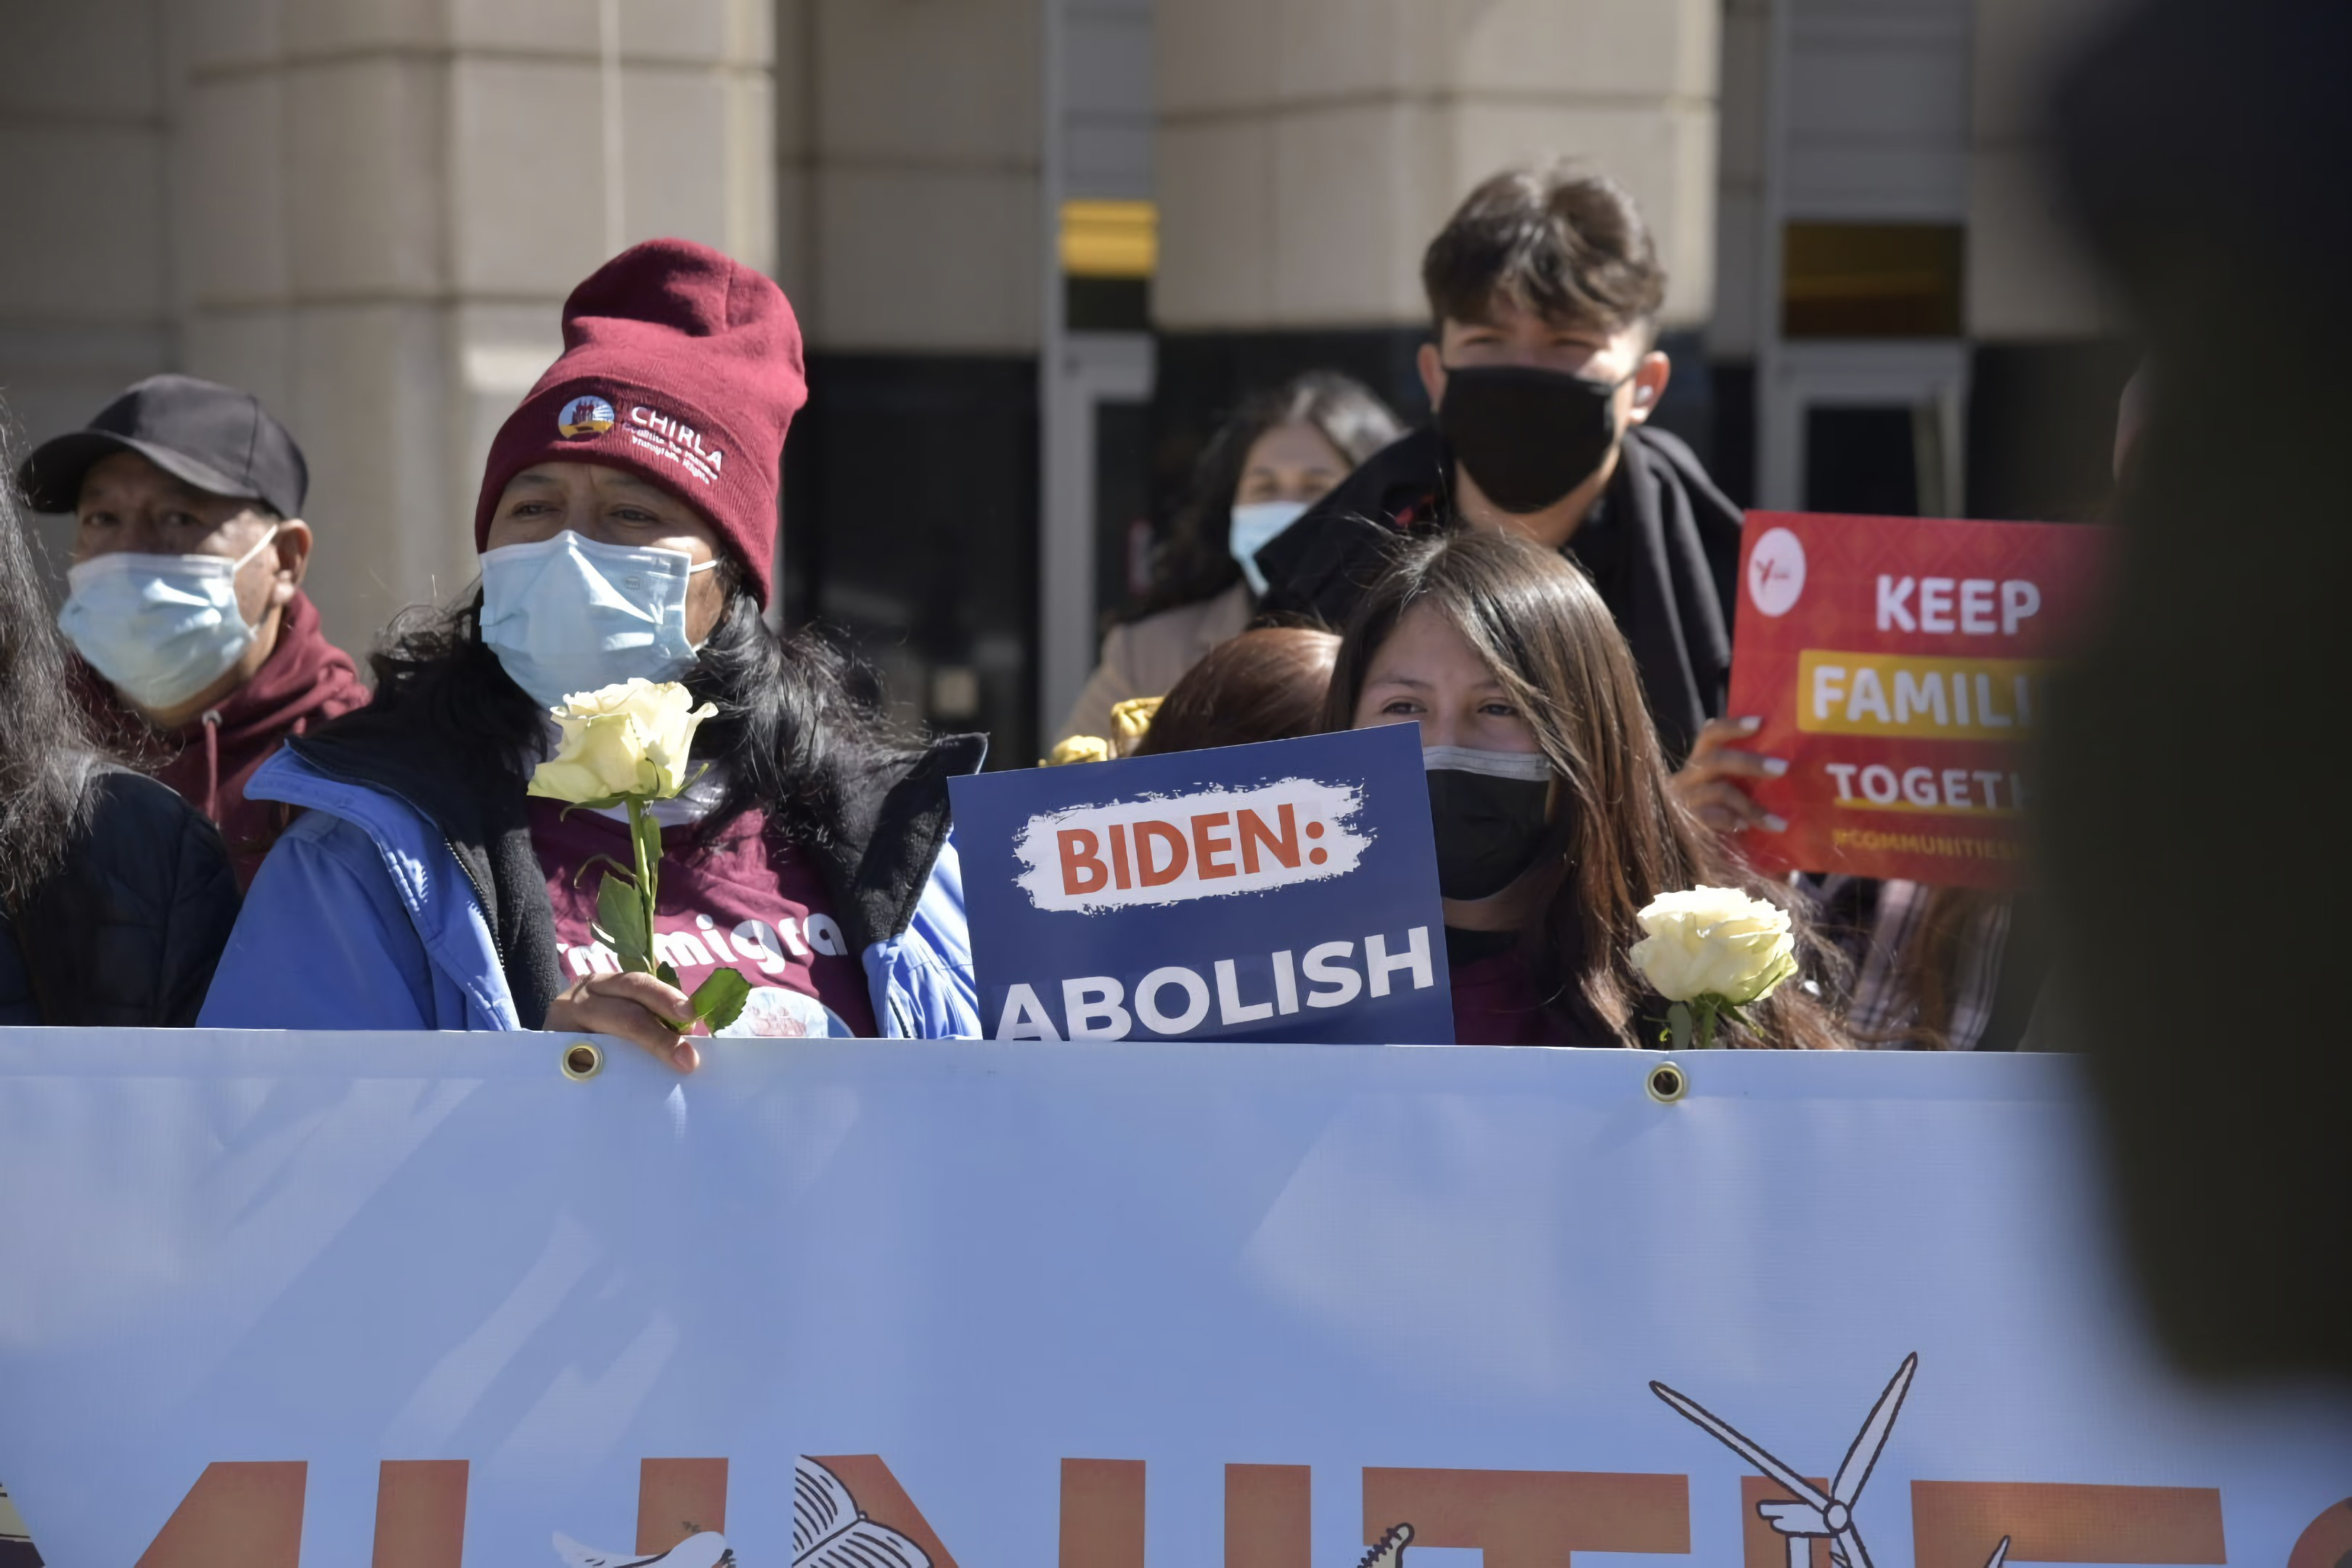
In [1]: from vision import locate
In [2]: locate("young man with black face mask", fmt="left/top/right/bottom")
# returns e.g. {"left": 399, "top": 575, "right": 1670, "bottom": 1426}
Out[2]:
{"left": 1256, "top": 166, "right": 1776, "bottom": 831}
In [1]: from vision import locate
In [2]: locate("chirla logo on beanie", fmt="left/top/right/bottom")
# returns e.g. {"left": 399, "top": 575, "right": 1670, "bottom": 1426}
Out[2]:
{"left": 556, "top": 395, "right": 615, "bottom": 438}
{"left": 629, "top": 402, "right": 726, "bottom": 486}
{"left": 475, "top": 237, "right": 804, "bottom": 606}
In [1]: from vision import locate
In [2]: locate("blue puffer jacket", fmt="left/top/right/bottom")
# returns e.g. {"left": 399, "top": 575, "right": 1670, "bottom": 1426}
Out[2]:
{"left": 200, "top": 734, "right": 984, "bottom": 1039}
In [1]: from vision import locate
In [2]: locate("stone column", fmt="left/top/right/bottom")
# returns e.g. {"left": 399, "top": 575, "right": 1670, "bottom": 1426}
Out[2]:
{"left": 0, "top": 0, "right": 176, "bottom": 569}
{"left": 168, "top": 0, "right": 775, "bottom": 654}
{"left": 1155, "top": 0, "right": 1720, "bottom": 338}
{"left": 778, "top": 0, "right": 1041, "bottom": 356}
{"left": 769, "top": 0, "right": 1049, "bottom": 757}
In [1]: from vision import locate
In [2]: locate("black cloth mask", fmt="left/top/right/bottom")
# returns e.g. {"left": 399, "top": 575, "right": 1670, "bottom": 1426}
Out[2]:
{"left": 1436, "top": 363, "right": 1630, "bottom": 515}
{"left": 1423, "top": 746, "right": 1556, "bottom": 901}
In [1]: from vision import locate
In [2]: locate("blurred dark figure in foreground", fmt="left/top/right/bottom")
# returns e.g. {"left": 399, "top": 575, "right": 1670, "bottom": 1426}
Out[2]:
{"left": 2043, "top": 0, "right": 2350, "bottom": 1376}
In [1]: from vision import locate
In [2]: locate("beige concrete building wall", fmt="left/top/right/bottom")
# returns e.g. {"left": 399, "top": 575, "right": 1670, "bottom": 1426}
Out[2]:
{"left": 0, "top": 0, "right": 775, "bottom": 655}
{"left": 172, "top": 0, "right": 775, "bottom": 653}
{"left": 1966, "top": 0, "right": 2127, "bottom": 340}
{"left": 778, "top": 0, "right": 1042, "bottom": 354}
{"left": 0, "top": 0, "right": 175, "bottom": 567}
{"left": 1156, "top": 0, "right": 1720, "bottom": 333}
{"left": 1707, "top": 0, "right": 1770, "bottom": 359}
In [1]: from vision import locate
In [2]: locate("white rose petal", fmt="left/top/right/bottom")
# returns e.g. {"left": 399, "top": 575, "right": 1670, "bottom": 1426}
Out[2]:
{"left": 527, "top": 678, "right": 717, "bottom": 805}
{"left": 1630, "top": 885, "right": 1798, "bottom": 1005}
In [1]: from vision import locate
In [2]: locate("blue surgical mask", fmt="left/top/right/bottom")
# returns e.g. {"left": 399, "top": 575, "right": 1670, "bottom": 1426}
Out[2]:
{"left": 1228, "top": 499, "right": 1310, "bottom": 596}
{"left": 478, "top": 530, "right": 719, "bottom": 711}
{"left": 58, "top": 527, "right": 279, "bottom": 713}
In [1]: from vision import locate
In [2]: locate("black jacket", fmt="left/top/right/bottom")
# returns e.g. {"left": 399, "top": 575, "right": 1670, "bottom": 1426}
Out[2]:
{"left": 1255, "top": 424, "right": 1744, "bottom": 763}
{"left": 0, "top": 763, "right": 242, "bottom": 1026}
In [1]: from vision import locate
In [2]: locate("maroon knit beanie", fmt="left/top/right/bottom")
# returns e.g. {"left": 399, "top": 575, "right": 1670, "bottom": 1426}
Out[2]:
{"left": 474, "top": 238, "right": 806, "bottom": 605}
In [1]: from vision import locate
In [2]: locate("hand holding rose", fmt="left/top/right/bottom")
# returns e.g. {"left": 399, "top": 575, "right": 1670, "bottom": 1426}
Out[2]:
{"left": 530, "top": 679, "right": 750, "bottom": 1069}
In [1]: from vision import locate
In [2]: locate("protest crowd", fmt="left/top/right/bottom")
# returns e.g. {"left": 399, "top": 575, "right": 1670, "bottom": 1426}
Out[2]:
{"left": 0, "top": 156, "right": 2111, "bottom": 1062}
{"left": 6, "top": 13, "right": 2351, "bottom": 1557}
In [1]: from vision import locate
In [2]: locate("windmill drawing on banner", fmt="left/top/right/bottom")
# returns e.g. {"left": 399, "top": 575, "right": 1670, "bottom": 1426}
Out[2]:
{"left": 1651, "top": 1353, "right": 2011, "bottom": 1568}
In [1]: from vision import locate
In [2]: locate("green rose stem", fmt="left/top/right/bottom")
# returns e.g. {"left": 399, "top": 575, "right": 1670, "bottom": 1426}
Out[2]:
{"left": 628, "top": 796, "right": 682, "bottom": 1032}
{"left": 1665, "top": 997, "right": 1734, "bottom": 1050}
{"left": 598, "top": 793, "right": 750, "bottom": 1036}
{"left": 534, "top": 681, "right": 753, "bottom": 1036}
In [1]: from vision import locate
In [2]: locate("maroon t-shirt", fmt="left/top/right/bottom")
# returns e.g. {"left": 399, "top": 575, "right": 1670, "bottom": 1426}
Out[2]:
{"left": 1448, "top": 942, "right": 1577, "bottom": 1046}
{"left": 528, "top": 799, "right": 878, "bottom": 1037}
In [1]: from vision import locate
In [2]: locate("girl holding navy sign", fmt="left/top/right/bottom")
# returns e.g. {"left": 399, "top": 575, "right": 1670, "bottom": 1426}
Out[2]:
{"left": 200, "top": 240, "right": 980, "bottom": 1062}
{"left": 1328, "top": 531, "right": 1844, "bottom": 1049}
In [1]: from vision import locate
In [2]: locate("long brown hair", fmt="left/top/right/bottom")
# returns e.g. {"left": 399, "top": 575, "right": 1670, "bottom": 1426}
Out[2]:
{"left": 1322, "top": 531, "right": 1845, "bottom": 1050}
{"left": 0, "top": 417, "right": 99, "bottom": 907}
{"left": 1132, "top": 628, "right": 1339, "bottom": 756}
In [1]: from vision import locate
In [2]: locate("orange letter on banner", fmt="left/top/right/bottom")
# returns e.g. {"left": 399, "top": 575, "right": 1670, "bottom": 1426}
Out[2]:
{"left": 812, "top": 1455, "right": 963, "bottom": 1568}
{"left": 1910, "top": 1482, "right": 2225, "bottom": 1568}
{"left": 1063, "top": 1458, "right": 1146, "bottom": 1568}
{"left": 1361, "top": 1468, "right": 1689, "bottom": 1568}
{"left": 2289, "top": 1499, "right": 2352, "bottom": 1568}
{"left": 1061, "top": 830, "right": 1109, "bottom": 894}
{"left": 1134, "top": 822, "right": 1190, "bottom": 886}
{"left": 637, "top": 1458, "right": 727, "bottom": 1555}
{"left": 137, "top": 1461, "right": 306, "bottom": 1568}
{"left": 372, "top": 1461, "right": 468, "bottom": 1568}
{"left": 1741, "top": 1476, "right": 1832, "bottom": 1568}
{"left": 1228, "top": 1464, "right": 1310, "bottom": 1568}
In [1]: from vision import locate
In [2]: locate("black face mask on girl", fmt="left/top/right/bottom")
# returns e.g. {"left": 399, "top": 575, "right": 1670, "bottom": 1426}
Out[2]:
{"left": 1422, "top": 746, "right": 1557, "bottom": 901}
{"left": 1435, "top": 362, "right": 1633, "bottom": 515}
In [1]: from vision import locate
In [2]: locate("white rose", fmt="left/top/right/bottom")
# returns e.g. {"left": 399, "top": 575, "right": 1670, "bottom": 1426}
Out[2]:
{"left": 1629, "top": 885, "right": 1799, "bottom": 1005}
{"left": 526, "top": 678, "right": 716, "bottom": 804}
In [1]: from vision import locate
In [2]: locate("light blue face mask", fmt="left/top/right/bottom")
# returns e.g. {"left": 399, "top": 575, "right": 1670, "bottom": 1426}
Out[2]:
{"left": 478, "top": 530, "right": 719, "bottom": 711}
{"left": 58, "top": 527, "right": 279, "bottom": 714}
{"left": 1227, "top": 499, "right": 1310, "bottom": 597}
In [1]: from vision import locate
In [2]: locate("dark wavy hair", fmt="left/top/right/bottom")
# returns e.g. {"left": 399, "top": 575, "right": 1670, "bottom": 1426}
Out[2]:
{"left": 0, "top": 420, "right": 99, "bottom": 905}
{"left": 1135, "top": 371, "right": 1402, "bottom": 617}
{"left": 1424, "top": 165, "right": 1666, "bottom": 334}
{"left": 365, "top": 560, "right": 912, "bottom": 853}
{"left": 1323, "top": 531, "right": 1847, "bottom": 1050}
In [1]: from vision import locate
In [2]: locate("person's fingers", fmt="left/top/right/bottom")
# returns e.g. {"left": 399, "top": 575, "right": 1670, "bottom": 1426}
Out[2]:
{"left": 587, "top": 970, "right": 695, "bottom": 1021}
{"left": 1685, "top": 714, "right": 1763, "bottom": 764}
{"left": 1683, "top": 780, "right": 1778, "bottom": 833}
{"left": 1689, "top": 748, "right": 1789, "bottom": 783}
{"left": 547, "top": 974, "right": 698, "bottom": 1072}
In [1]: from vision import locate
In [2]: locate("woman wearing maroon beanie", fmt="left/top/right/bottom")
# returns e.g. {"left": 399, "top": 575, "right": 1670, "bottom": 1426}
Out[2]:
{"left": 200, "top": 240, "right": 982, "bottom": 1061}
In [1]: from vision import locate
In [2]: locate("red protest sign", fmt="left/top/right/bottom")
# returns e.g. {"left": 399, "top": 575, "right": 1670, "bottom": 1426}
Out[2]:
{"left": 1726, "top": 511, "right": 2107, "bottom": 888}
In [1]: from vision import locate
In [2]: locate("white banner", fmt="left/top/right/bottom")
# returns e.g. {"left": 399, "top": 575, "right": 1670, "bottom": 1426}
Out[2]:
{"left": 1, "top": 1030, "right": 2346, "bottom": 1568}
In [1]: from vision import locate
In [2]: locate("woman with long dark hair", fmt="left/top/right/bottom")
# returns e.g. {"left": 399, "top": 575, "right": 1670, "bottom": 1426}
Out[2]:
{"left": 199, "top": 241, "right": 980, "bottom": 1063}
{"left": 1, "top": 417, "right": 240, "bottom": 1025}
{"left": 1056, "top": 372, "right": 1400, "bottom": 743}
{"left": 1327, "top": 531, "right": 1844, "bottom": 1048}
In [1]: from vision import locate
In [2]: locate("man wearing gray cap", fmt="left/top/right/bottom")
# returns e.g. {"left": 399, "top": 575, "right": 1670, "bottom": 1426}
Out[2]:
{"left": 17, "top": 374, "right": 369, "bottom": 886}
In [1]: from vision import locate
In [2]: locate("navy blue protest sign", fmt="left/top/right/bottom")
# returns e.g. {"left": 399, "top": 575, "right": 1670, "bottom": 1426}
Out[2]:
{"left": 948, "top": 725, "right": 1453, "bottom": 1043}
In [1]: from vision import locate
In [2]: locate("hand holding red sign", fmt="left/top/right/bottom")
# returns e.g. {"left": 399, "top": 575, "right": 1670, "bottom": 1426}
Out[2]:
{"left": 1726, "top": 511, "right": 2107, "bottom": 888}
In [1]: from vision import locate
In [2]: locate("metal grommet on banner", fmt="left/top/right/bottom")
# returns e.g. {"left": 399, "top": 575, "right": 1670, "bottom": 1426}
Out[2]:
{"left": 560, "top": 1041, "right": 604, "bottom": 1082}
{"left": 1646, "top": 1060, "right": 1689, "bottom": 1104}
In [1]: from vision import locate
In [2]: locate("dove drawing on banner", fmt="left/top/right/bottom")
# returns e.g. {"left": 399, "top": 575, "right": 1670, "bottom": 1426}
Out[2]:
{"left": 793, "top": 1456, "right": 933, "bottom": 1568}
